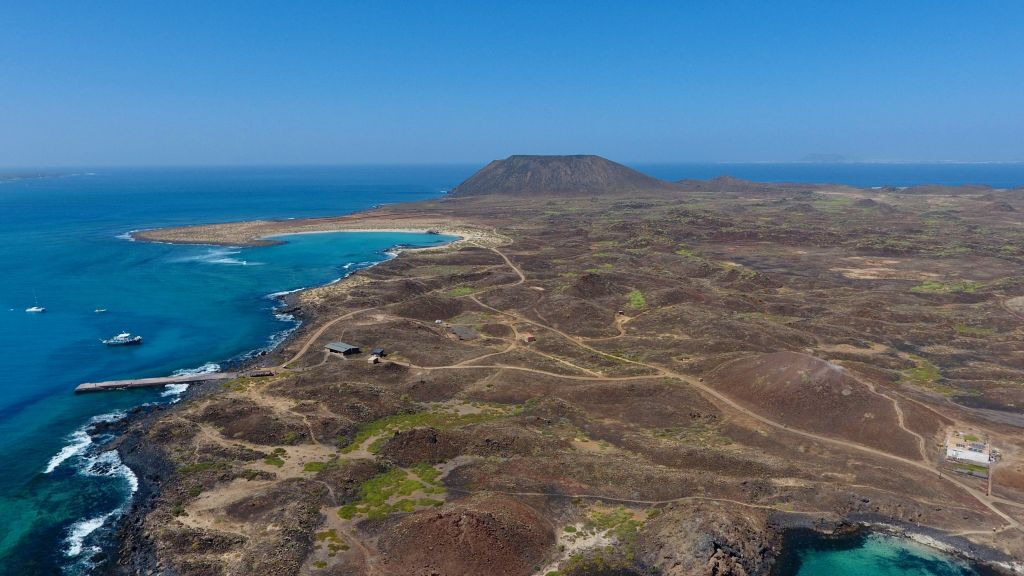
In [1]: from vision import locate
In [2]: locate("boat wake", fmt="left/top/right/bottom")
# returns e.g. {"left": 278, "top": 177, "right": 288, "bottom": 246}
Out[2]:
{"left": 176, "top": 247, "right": 262, "bottom": 266}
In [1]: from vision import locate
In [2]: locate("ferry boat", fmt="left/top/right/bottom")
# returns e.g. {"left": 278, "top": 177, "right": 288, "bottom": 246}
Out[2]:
{"left": 103, "top": 332, "right": 143, "bottom": 346}
{"left": 25, "top": 306, "right": 46, "bottom": 313}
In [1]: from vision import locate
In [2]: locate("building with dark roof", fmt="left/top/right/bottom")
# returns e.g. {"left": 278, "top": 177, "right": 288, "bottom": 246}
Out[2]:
{"left": 326, "top": 342, "right": 360, "bottom": 355}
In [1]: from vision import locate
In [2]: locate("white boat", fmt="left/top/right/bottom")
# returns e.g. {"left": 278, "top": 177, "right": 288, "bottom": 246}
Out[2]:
{"left": 25, "top": 306, "right": 46, "bottom": 313}
{"left": 95, "top": 308, "right": 107, "bottom": 313}
{"left": 103, "top": 332, "right": 143, "bottom": 346}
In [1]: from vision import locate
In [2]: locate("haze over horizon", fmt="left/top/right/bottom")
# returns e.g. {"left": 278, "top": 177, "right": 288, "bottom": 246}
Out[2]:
{"left": 3, "top": 2, "right": 1023, "bottom": 167}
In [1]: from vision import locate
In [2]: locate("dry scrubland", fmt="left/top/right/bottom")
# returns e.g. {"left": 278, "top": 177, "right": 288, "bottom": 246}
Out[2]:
{"left": 121, "top": 167, "right": 1024, "bottom": 575}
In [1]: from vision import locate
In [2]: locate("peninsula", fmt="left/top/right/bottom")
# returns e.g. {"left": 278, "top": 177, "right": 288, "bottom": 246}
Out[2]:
{"left": 116, "top": 155, "right": 1024, "bottom": 575}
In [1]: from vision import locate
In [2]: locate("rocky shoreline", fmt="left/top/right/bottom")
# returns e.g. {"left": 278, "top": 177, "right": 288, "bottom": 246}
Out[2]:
{"left": 95, "top": 229, "right": 464, "bottom": 574}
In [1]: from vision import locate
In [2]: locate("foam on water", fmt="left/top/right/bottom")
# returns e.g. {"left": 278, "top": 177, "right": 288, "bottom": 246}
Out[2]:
{"left": 43, "top": 411, "right": 128, "bottom": 474}
{"left": 172, "top": 362, "right": 220, "bottom": 376}
{"left": 61, "top": 438, "right": 139, "bottom": 562}
{"left": 65, "top": 513, "right": 111, "bottom": 557}
{"left": 267, "top": 286, "right": 305, "bottom": 299}
{"left": 81, "top": 449, "right": 138, "bottom": 494}
{"left": 43, "top": 429, "right": 92, "bottom": 474}
{"left": 161, "top": 383, "right": 190, "bottom": 399}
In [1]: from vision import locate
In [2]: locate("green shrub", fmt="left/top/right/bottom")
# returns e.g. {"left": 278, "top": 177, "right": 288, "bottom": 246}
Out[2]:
{"left": 626, "top": 290, "right": 646, "bottom": 309}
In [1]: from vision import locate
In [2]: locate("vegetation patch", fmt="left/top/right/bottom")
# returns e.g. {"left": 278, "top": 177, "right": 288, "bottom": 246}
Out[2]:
{"left": 911, "top": 280, "right": 981, "bottom": 294}
{"left": 340, "top": 404, "right": 519, "bottom": 453}
{"left": 315, "top": 529, "right": 349, "bottom": 556}
{"left": 337, "top": 464, "right": 446, "bottom": 520}
{"left": 675, "top": 244, "right": 699, "bottom": 258}
{"left": 899, "top": 355, "right": 956, "bottom": 395}
{"left": 177, "top": 461, "right": 221, "bottom": 475}
{"left": 263, "top": 447, "right": 287, "bottom": 467}
{"left": 303, "top": 459, "right": 342, "bottom": 473}
{"left": 953, "top": 324, "right": 996, "bottom": 337}
{"left": 812, "top": 194, "right": 855, "bottom": 212}
{"left": 556, "top": 505, "right": 648, "bottom": 572}
{"left": 448, "top": 286, "right": 476, "bottom": 297}
{"left": 626, "top": 290, "right": 646, "bottom": 309}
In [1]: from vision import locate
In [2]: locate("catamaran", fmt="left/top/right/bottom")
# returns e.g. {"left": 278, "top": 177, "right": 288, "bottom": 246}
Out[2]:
{"left": 103, "top": 332, "right": 143, "bottom": 346}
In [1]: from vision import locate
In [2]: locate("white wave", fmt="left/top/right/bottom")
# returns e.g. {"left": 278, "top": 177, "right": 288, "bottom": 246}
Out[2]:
{"left": 114, "top": 231, "right": 136, "bottom": 242}
{"left": 44, "top": 429, "right": 92, "bottom": 474}
{"left": 161, "top": 383, "right": 190, "bottom": 399}
{"left": 267, "top": 286, "right": 305, "bottom": 299}
{"left": 43, "top": 410, "right": 127, "bottom": 474}
{"left": 81, "top": 450, "right": 138, "bottom": 494}
{"left": 64, "top": 450, "right": 138, "bottom": 558}
{"left": 274, "top": 312, "right": 295, "bottom": 322}
{"left": 172, "top": 362, "right": 220, "bottom": 376}
{"left": 65, "top": 512, "right": 113, "bottom": 557}
{"left": 90, "top": 410, "right": 127, "bottom": 425}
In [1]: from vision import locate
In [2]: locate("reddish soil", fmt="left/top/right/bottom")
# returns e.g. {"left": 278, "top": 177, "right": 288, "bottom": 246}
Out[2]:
{"left": 707, "top": 351, "right": 922, "bottom": 459}
{"left": 376, "top": 493, "right": 555, "bottom": 576}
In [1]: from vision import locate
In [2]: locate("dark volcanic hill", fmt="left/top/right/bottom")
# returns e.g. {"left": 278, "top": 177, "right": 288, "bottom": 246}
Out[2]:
{"left": 449, "top": 155, "right": 675, "bottom": 197}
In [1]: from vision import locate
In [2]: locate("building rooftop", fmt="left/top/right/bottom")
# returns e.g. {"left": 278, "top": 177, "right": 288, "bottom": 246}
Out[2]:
{"left": 326, "top": 342, "right": 360, "bottom": 353}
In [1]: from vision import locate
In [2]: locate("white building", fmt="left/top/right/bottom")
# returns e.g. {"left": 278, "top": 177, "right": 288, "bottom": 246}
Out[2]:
{"left": 945, "top": 430, "right": 990, "bottom": 466}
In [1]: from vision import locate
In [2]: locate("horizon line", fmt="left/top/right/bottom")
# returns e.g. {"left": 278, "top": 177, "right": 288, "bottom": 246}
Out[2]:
{"left": 4, "top": 159, "right": 1024, "bottom": 172}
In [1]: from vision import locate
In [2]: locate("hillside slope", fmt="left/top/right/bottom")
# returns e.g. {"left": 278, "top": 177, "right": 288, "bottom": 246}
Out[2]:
{"left": 449, "top": 154, "right": 675, "bottom": 197}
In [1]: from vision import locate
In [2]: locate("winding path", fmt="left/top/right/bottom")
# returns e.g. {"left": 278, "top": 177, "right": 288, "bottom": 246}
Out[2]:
{"left": 276, "top": 241, "right": 1022, "bottom": 532}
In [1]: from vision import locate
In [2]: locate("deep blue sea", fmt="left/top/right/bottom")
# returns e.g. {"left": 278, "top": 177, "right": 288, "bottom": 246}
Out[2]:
{"left": 1, "top": 163, "right": 1018, "bottom": 575}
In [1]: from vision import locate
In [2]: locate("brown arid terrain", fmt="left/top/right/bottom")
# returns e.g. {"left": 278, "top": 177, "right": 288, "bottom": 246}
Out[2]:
{"left": 116, "top": 155, "right": 1024, "bottom": 575}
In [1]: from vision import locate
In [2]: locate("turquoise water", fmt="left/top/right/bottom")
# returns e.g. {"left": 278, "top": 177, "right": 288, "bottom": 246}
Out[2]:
{"left": 0, "top": 167, "right": 469, "bottom": 574}
{"left": 775, "top": 531, "right": 998, "bottom": 576}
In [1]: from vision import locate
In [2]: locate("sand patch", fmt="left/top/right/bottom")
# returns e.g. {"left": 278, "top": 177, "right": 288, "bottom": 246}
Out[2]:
{"left": 831, "top": 257, "right": 942, "bottom": 280}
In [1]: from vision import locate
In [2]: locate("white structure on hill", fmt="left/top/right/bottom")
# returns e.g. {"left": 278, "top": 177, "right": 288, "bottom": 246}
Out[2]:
{"left": 945, "top": 430, "right": 991, "bottom": 466}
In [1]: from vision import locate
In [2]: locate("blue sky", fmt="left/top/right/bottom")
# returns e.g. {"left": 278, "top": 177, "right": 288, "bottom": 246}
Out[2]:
{"left": 2, "top": 2, "right": 1022, "bottom": 166}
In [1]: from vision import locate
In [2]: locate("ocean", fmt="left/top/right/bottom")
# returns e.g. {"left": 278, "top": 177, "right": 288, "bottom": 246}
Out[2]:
{"left": 1, "top": 163, "right": 1019, "bottom": 575}
{"left": 775, "top": 530, "right": 1000, "bottom": 576}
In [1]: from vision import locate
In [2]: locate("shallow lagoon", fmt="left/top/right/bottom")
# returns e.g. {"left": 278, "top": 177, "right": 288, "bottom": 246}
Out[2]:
{"left": 775, "top": 529, "right": 999, "bottom": 576}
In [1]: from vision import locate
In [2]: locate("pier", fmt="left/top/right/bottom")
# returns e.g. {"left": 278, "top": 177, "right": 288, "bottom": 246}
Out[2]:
{"left": 75, "top": 371, "right": 240, "bottom": 393}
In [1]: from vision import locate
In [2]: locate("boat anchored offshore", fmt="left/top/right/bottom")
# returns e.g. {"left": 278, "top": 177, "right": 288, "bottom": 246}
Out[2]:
{"left": 25, "top": 306, "right": 45, "bottom": 313}
{"left": 103, "top": 332, "right": 142, "bottom": 346}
